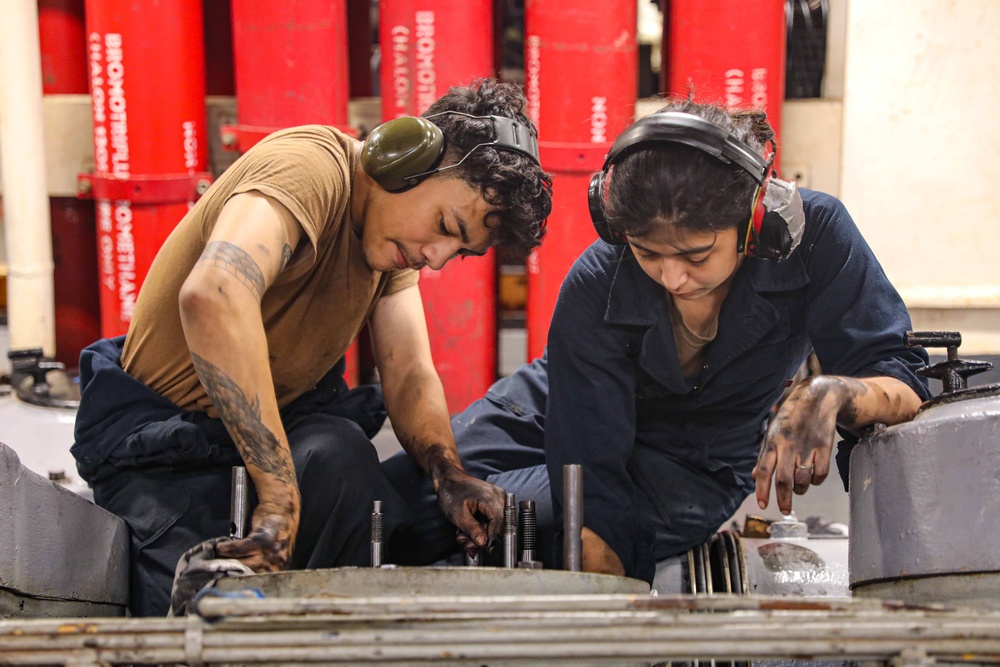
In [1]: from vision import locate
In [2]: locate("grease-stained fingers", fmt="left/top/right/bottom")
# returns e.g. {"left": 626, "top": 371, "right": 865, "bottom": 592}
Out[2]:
{"left": 753, "top": 448, "right": 777, "bottom": 509}
{"left": 813, "top": 444, "right": 833, "bottom": 485}
{"left": 792, "top": 463, "right": 814, "bottom": 495}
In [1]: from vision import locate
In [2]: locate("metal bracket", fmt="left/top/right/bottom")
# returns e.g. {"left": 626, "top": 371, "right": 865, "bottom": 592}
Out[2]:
{"left": 76, "top": 172, "right": 213, "bottom": 204}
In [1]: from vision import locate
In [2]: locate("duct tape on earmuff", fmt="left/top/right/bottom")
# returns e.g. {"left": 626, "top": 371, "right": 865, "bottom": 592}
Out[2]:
{"left": 751, "top": 177, "right": 805, "bottom": 260}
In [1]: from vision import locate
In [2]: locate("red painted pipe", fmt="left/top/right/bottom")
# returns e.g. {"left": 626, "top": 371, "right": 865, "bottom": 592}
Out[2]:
{"left": 662, "top": 0, "right": 787, "bottom": 163}
{"left": 379, "top": 0, "right": 496, "bottom": 414}
{"left": 228, "top": 0, "right": 358, "bottom": 384}
{"left": 524, "top": 0, "right": 638, "bottom": 362}
{"left": 38, "top": 0, "right": 87, "bottom": 95}
{"left": 83, "top": 0, "right": 211, "bottom": 336}
{"left": 228, "top": 0, "right": 353, "bottom": 150}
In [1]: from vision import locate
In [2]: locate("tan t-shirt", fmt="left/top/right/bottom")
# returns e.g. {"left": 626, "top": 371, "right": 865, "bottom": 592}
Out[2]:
{"left": 668, "top": 295, "right": 719, "bottom": 381}
{"left": 121, "top": 125, "right": 418, "bottom": 416}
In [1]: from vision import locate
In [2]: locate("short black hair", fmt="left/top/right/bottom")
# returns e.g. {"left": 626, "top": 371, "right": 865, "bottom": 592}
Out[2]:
{"left": 424, "top": 79, "right": 552, "bottom": 260}
{"left": 606, "top": 97, "right": 776, "bottom": 241}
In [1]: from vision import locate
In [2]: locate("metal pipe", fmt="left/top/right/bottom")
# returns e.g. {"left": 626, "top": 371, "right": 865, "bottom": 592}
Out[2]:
{"left": 563, "top": 464, "right": 583, "bottom": 571}
{"left": 370, "top": 500, "right": 383, "bottom": 568}
{"left": 503, "top": 492, "right": 517, "bottom": 569}
{"left": 229, "top": 466, "right": 249, "bottom": 538}
{"left": 6, "top": 595, "right": 1000, "bottom": 665}
{"left": 0, "top": 0, "right": 56, "bottom": 356}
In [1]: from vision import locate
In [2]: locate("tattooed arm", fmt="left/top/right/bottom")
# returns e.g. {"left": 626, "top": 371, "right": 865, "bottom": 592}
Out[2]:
{"left": 369, "top": 284, "right": 505, "bottom": 554}
{"left": 179, "top": 192, "right": 302, "bottom": 571}
{"left": 752, "top": 375, "right": 922, "bottom": 514}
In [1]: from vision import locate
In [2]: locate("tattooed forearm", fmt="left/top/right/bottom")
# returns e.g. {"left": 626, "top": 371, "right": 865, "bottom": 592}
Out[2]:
{"left": 190, "top": 352, "right": 297, "bottom": 487}
{"left": 197, "top": 241, "right": 266, "bottom": 302}
{"left": 279, "top": 244, "right": 292, "bottom": 272}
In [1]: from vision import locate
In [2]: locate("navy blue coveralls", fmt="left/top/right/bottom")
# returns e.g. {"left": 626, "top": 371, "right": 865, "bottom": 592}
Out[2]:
{"left": 383, "top": 189, "right": 931, "bottom": 582}
{"left": 72, "top": 345, "right": 409, "bottom": 617}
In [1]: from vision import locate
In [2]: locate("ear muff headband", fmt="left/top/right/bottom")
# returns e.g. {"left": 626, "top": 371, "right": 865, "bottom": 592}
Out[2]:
{"left": 589, "top": 112, "right": 783, "bottom": 255}
{"left": 600, "top": 112, "right": 769, "bottom": 183}
{"left": 361, "top": 112, "right": 540, "bottom": 193}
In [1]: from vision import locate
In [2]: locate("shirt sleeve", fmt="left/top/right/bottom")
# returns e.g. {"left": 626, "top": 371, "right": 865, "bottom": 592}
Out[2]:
{"left": 799, "top": 191, "right": 931, "bottom": 400}
{"left": 382, "top": 267, "right": 419, "bottom": 296}
{"left": 544, "top": 248, "right": 656, "bottom": 581}
{"left": 225, "top": 128, "right": 350, "bottom": 258}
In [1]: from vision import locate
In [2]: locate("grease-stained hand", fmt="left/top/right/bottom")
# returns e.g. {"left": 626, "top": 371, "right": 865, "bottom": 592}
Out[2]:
{"left": 435, "top": 471, "right": 505, "bottom": 556}
{"left": 752, "top": 375, "right": 851, "bottom": 514}
{"left": 216, "top": 497, "right": 299, "bottom": 572}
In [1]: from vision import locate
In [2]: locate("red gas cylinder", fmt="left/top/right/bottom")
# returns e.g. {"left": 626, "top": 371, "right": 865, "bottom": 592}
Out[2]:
{"left": 662, "top": 0, "right": 787, "bottom": 154}
{"left": 81, "top": 0, "right": 211, "bottom": 338}
{"left": 524, "top": 1, "right": 638, "bottom": 362}
{"left": 38, "top": 0, "right": 87, "bottom": 94}
{"left": 226, "top": 0, "right": 354, "bottom": 149}
{"left": 227, "top": 0, "right": 358, "bottom": 384}
{"left": 378, "top": 0, "right": 496, "bottom": 414}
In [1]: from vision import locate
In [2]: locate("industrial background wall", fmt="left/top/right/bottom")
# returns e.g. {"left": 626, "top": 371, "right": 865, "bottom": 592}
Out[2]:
{"left": 1, "top": 0, "right": 999, "bottom": 402}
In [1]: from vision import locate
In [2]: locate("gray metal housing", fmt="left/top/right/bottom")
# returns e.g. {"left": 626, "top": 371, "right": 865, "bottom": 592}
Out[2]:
{"left": 849, "top": 395, "right": 1000, "bottom": 599}
{"left": 0, "top": 443, "right": 129, "bottom": 617}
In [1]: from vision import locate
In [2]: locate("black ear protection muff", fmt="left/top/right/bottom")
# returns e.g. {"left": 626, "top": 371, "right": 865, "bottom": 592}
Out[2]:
{"left": 588, "top": 112, "right": 801, "bottom": 260}
{"left": 360, "top": 111, "right": 540, "bottom": 193}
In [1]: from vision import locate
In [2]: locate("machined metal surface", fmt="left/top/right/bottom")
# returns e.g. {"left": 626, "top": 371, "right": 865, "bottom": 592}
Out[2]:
{"left": 214, "top": 566, "right": 649, "bottom": 598}
{"left": 0, "top": 443, "right": 128, "bottom": 615}
{"left": 4, "top": 595, "right": 1000, "bottom": 665}
{"left": 742, "top": 536, "right": 849, "bottom": 598}
{"left": 854, "top": 572, "right": 1000, "bottom": 610}
{"left": 850, "top": 394, "right": 1000, "bottom": 587}
{"left": 652, "top": 530, "right": 846, "bottom": 599}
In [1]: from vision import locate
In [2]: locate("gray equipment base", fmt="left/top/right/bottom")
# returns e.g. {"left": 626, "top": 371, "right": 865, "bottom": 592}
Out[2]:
{"left": 0, "top": 442, "right": 128, "bottom": 617}
{"left": 215, "top": 565, "right": 651, "bottom": 598}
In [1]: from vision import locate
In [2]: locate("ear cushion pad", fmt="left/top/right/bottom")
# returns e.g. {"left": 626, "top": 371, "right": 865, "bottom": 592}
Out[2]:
{"left": 360, "top": 116, "right": 445, "bottom": 192}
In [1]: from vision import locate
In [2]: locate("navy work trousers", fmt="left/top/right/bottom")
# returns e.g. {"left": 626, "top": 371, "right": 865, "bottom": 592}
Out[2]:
{"left": 93, "top": 414, "right": 409, "bottom": 617}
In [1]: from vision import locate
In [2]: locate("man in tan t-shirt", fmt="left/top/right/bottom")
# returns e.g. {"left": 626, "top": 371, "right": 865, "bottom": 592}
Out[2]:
{"left": 72, "top": 79, "right": 553, "bottom": 617}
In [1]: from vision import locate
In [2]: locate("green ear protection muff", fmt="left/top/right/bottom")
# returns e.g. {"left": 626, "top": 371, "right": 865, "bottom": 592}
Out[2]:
{"left": 360, "top": 112, "right": 540, "bottom": 193}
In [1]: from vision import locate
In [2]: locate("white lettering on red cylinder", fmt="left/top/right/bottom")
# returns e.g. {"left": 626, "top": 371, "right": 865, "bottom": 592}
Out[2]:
{"left": 414, "top": 11, "right": 435, "bottom": 114}
{"left": 89, "top": 33, "right": 109, "bottom": 173}
{"left": 591, "top": 97, "right": 608, "bottom": 143}
{"left": 525, "top": 35, "right": 541, "bottom": 127}
{"left": 751, "top": 67, "right": 767, "bottom": 110}
{"left": 88, "top": 34, "right": 106, "bottom": 124}
{"left": 98, "top": 202, "right": 115, "bottom": 292}
{"left": 724, "top": 68, "right": 744, "bottom": 108}
{"left": 93, "top": 127, "right": 109, "bottom": 175}
{"left": 390, "top": 26, "right": 410, "bottom": 117}
{"left": 105, "top": 33, "right": 129, "bottom": 180}
{"left": 183, "top": 121, "right": 198, "bottom": 171}
{"left": 114, "top": 202, "right": 136, "bottom": 322}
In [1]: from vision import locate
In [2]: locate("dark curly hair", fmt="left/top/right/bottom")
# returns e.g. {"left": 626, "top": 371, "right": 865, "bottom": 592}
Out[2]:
{"left": 605, "top": 97, "right": 775, "bottom": 241}
{"left": 423, "top": 79, "right": 552, "bottom": 260}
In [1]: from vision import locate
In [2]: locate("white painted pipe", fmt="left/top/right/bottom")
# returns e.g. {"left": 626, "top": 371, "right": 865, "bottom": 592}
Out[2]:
{"left": 0, "top": 0, "right": 56, "bottom": 356}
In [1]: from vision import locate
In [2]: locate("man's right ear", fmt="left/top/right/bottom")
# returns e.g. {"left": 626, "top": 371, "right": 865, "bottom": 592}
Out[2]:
{"left": 360, "top": 116, "right": 445, "bottom": 192}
